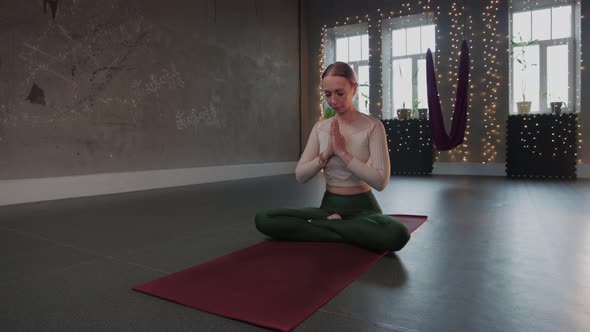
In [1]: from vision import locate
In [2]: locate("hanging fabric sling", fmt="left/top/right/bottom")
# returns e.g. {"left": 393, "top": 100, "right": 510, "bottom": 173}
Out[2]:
{"left": 426, "top": 40, "right": 470, "bottom": 151}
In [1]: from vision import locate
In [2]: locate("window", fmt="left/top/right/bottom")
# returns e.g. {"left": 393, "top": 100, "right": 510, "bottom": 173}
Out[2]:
{"left": 382, "top": 14, "right": 435, "bottom": 119}
{"left": 324, "top": 23, "right": 370, "bottom": 114}
{"left": 510, "top": 3, "right": 578, "bottom": 113}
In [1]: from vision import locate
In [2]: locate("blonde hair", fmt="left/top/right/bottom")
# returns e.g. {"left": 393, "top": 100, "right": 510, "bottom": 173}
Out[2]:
{"left": 321, "top": 62, "right": 358, "bottom": 86}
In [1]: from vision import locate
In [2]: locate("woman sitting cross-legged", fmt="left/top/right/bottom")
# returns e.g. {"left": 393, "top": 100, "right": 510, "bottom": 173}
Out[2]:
{"left": 255, "top": 62, "right": 410, "bottom": 253}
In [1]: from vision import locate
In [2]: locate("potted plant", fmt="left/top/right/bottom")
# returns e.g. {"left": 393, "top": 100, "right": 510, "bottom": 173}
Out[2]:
{"left": 412, "top": 97, "right": 428, "bottom": 119}
{"left": 358, "top": 83, "right": 370, "bottom": 113}
{"left": 549, "top": 95, "right": 565, "bottom": 115}
{"left": 323, "top": 105, "right": 335, "bottom": 119}
{"left": 511, "top": 34, "right": 538, "bottom": 114}
{"left": 550, "top": 101, "right": 564, "bottom": 115}
{"left": 418, "top": 107, "right": 428, "bottom": 119}
{"left": 397, "top": 101, "right": 411, "bottom": 120}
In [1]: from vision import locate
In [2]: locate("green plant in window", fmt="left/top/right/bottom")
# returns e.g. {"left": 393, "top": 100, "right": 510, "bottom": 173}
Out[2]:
{"left": 510, "top": 33, "right": 538, "bottom": 102}
{"left": 412, "top": 97, "right": 420, "bottom": 116}
{"left": 359, "top": 83, "right": 370, "bottom": 111}
{"left": 323, "top": 105, "right": 335, "bottom": 119}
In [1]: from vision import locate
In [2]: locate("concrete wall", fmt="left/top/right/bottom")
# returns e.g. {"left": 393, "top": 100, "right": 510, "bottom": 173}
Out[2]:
{"left": 0, "top": 0, "right": 301, "bottom": 179}
{"left": 304, "top": 0, "right": 589, "bottom": 165}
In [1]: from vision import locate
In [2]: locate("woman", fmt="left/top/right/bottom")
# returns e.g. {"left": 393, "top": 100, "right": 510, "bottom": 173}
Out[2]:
{"left": 255, "top": 62, "right": 410, "bottom": 252}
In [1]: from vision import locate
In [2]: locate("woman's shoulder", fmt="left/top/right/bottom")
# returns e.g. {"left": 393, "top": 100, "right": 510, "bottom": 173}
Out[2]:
{"left": 360, "top": 113, "right": 383, "bottom": 123}
{"left": 357, "top": 113, "right": 385, "bottom": 130}
{"left": 314, "top": 117, "right": 334, "bottom": 132}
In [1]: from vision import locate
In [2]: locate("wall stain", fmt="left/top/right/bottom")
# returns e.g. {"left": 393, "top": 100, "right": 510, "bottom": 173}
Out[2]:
{"left": 25, "top": 83, "right": 46, "bottom": 106}
{"left": 44, "top": 0, "right": 59, "bottom": 20}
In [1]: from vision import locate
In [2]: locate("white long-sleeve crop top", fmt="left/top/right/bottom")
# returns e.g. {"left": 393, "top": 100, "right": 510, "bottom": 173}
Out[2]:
{"left": 295, "top": 114, "right": 391, "bottom": 191}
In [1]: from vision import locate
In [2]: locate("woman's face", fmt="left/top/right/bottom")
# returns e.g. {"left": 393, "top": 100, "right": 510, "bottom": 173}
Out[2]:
{"left": 322, "top": 75, "right": 357, "bottom": 114}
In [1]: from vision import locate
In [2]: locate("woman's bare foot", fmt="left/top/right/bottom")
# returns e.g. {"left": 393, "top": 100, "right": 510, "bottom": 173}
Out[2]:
{"left": 326, "top": 213, "right": 342, "bottom": 220}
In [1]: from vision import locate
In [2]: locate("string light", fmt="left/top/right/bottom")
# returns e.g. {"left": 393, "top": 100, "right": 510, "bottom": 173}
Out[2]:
{"left": 445, "top": 1, "right": 472, "bottom": 162}
{"left": 575, "top": 0, "right": 584, "bottom": 164}
{"left": 318, "top": 17, "right": 371, "bottom": 120}
{"left": 507, "top": 113, "right": 577, "bottom": 179}
{"left": 480, "top": 0, "right": 502, "bottom": 163}
{"left": 317, "top": 0, "right": 583, "bottom": 168}
{"left": 508, "top": 0, "right": 584, "bottom": 165}
{"left": 385, "top": 118, "right": 433, "bottom": 175}
{"left": 378, "top": 1, "right": 435, "bottom": 120}
{"left": 318, "top": 25, "right": 327, "bottom": 121}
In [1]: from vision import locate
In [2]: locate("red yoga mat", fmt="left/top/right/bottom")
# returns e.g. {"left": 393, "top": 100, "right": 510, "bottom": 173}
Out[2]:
{"left": 133, "top": 214, "right": 427, "bottom": 332}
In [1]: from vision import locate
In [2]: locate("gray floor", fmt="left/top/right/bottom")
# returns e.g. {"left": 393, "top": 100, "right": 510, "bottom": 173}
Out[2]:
{"left": 1, "top": 174, "right": 590, "bottom": 332}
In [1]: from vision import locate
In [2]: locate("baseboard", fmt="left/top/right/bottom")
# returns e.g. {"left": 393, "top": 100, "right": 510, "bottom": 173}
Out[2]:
{"left": 2, "top": 161, "right": 586, "bottom": 206}
{"left": 0, "top": 162, "right": 297, "bottom": 206}
{"left": 578, "top": 165, "right": 590, "bottom": 179}
{"left": 432, "top": 162, "right": 506, "bottom": 177}
{"left": 433, "top": 162, "right": 590, "bottom": 179}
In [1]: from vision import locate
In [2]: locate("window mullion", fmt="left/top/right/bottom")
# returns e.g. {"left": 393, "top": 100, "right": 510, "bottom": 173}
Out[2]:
{"left": 412, "top": 56, "right": 418, "bottom": 106}
{"left": 390, "top": 55, "right": 396, "bottom": 118}
{"left": 566, "top": 38, "right": 577, "bottom": 112}
{"left": 539, "top": 41, "right": 548, "bottom": 112}
{"left": 347, "top": 37, "right": 351, "bottom": 62}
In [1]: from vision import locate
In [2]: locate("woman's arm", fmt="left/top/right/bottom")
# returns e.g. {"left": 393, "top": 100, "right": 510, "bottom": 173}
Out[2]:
{"left": 295, "top": 122, "right": 326, "bottom": 183}
{"left": 343, "top": 121, "right": 391, "bottom": 191}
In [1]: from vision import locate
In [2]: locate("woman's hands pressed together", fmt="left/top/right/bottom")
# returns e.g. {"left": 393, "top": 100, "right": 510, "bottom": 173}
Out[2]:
{"left": 331, "top": 119, "right": 353, "bottom": 164}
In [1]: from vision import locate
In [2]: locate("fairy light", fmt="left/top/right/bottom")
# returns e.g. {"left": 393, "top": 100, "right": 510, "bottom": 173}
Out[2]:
{"left": 444, "top": 1, "right": 472, "bottom": 162}
{"left": 434, "top": 4, "right": 443, "bottom": 163}
{"left": 508, "top": 0, "right": 584, "bottom": 166}
{"left": 576, "top": 0, "right": 584, "bottom": 164}
{"left": 318, "top": 14, "right": 371, "bottom": 120}
{"left": 507, "top": 113, "right": 578, "bottom": 179}
{"left": 316, "top": 0, "right": 583, "bottom": 168}
{"left": 318, "top": 25, "right": 327, "bottom": 121}
{"left": 376, "top": 0, "right": 435, "bottom": 153}
{"left": 480, "top": 0, "right": 502, "bottom": 163}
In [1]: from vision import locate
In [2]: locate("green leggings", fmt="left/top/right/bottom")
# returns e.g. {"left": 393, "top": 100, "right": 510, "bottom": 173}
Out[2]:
{"left": 255, "top": 191, "right": 411, "bottom": 252}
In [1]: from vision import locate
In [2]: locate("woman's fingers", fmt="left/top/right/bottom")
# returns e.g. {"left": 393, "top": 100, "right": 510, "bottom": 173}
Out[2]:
{"left": 331, "top": 119, "right": 341, "bottom": 136}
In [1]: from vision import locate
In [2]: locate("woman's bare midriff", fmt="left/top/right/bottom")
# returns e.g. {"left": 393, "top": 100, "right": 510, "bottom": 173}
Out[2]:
{"left": 326, "top": 184, "right": 372, "bottom": 195}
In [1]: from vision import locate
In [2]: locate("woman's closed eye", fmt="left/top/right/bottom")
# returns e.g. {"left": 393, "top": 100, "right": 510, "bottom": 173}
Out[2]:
{"left": 325, "top": 92, "right": 345, "bottom": 97}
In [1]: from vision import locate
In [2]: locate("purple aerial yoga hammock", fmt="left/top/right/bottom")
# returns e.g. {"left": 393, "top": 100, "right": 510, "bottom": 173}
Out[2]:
{"left": 426, "top": 40, "right": 470, "bottom": 151}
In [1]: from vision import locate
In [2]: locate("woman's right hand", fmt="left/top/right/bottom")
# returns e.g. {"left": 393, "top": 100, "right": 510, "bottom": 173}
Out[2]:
{"left": 320, "top": 136, "right": 334, "bottom": 162}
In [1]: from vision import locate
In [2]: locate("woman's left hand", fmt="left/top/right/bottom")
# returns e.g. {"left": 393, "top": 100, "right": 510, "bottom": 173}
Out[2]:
{"left": 331, "top": 120, "right": 348, "bottom": 157}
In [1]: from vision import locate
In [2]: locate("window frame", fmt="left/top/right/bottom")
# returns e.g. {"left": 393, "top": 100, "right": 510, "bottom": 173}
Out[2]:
{"left": 324, "top": 23, "right": 370, "bottom": 114}
{"left": 509, "top": 3, "right": 577, "bottom": 114}
{"left": 381, "top": 13, "right": 435, "bottom": 120}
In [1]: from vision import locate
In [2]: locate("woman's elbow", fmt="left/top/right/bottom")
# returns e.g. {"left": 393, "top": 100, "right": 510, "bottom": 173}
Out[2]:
{"left": 374, "top": 182, "right": 387, "bottom": 192}
{"left": 295, "top": 174, "right": 306, "bottom": 184}
{"left": 294, "top": 169, "right": 308, "bottom": 184}
{"left": 373, "top": 176, "right": 390, "bottom": 192}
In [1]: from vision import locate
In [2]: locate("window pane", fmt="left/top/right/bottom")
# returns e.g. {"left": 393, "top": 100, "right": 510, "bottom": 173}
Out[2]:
{"left": 532, "top": 8, "right": 551, "bottom": 41}
{"left": 406, "top": 27, "right": 421, "bottom": 55}
{"left": 421, "top": 24, "right": 436, "bottom": 53}
{"left": 547, "top": 44, "right": 569, "bottom": 108}
{"left": 513, "top": 45, "right": 540, "bottom": 112}
{"left": 552, "top": 6, "right": 572, "bottom": 39}
{"left": 512, "top": 11, "right": 531, "bottom": 42}
{"left": 348, "top": 35, "right": 362, "bottom": 62}
{"left": 393, "top": 58, "right": 412, "bottom": 112}
{"left": 392, "top": 28, "right": 406, "bottom": 56}
{"left": 417, "top": 59, "right": 428, "bottom": 110}
{"left": 361, "top": 34, "right": 369, "bottom": 61}
{"left": 336, "top": 37, "right": 349, "bottom": 62}
{"left": 358, "top": 65, "right": 370, "bottom": 114}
